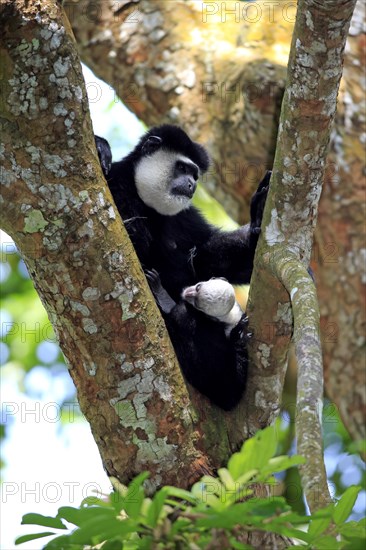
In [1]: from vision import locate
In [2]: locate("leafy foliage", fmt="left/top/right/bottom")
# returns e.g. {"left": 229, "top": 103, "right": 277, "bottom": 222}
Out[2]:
{"left": 16, "top": 427, "right": 365, "bottom": 549}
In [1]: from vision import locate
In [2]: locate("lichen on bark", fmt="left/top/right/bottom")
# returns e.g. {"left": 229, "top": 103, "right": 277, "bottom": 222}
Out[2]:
{"left": 246, "top": 0, "right": 358, "bottom": 512}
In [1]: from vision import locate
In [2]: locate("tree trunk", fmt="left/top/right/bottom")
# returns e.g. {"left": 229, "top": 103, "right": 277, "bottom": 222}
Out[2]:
{"left": 246, "top": 0, "right": 357, "bottom": 511}
{"left": 0, "top": 0, "right": 256, "bottom": 495}
{"left": 315, "top": 0, "right": 366, "bottom": 442}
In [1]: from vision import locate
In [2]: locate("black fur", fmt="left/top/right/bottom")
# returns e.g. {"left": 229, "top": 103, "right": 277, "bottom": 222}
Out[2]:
{"left": 96, "top": 125, "right": 269, "bottom": 302}
{"left": 131, "top": 125, "right": 210, "bottom": 172}
{"left": 95, "top": 125, "right": 269, "bottom": 408}
{"left": 167, "top": 306, "right": 249, "bottom": 410}
{"left": 146, "top": 269, "right": 249, "bottom": 410}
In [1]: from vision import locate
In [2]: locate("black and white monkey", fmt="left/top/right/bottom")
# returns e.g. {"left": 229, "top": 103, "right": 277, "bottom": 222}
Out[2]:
{"left": 96, "top": 125, "right": 270, "bottom": 301}
{"left": 95, "top": 125, "right": 269, "bottom": 408}
{"left": 146, "top": 270, "right": 249, "bottom": 410}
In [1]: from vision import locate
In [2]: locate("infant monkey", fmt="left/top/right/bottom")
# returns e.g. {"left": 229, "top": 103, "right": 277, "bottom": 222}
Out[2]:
{"left": 146, "top": 271, "right": 250, "bottom": 410}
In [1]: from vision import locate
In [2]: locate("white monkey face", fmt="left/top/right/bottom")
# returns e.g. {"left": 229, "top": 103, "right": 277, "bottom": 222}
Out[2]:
{"left": 182, "top": 278, "right": 236, "bottom": 318}
{"left": 134, "top": 150, "right": 199, "bottom": 216}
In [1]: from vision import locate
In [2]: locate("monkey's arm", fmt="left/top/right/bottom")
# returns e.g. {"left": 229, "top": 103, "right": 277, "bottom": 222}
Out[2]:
{"left": 145, "top": 270, "right": 202, "bottom": 395}
{"left": 145, "top": 269, "right": 177, "bottom": 313}
{"left": 194, "top": 172, "right": 270, "bottom": 284}
{"left": 249, "top": 170, "right": 271, "bottom": 235}
{"left": 195, "top": 225, "right": 256, "bottom": 283}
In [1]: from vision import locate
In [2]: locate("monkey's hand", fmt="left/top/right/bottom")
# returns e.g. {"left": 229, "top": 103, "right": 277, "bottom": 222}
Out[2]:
{"left": 95, "top": 135, "right": 112, "bottom": 177}
{"left": 145, "top": 269, "right": 176, "bottom": 314}
{"left": 230, "top": 314, "right": 252, "bottom": 343}
{"left": 249, "top": 170, "right": 271, "bottom": 236}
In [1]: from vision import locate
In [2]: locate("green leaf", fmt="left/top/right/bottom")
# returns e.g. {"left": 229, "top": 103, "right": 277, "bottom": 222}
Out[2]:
{"left": 21, "top": 513, "right": 66, "bottom": 529}
{"left": 228, "top": 426, "right": 277, "bottom": 480}
{"left": 120, "top": 472, "right": 149, "bottom": 499}
{"left": 57, "top": 505, "right": 115, "bottom": 527}
{"left": 70, "top": 517, "right": 136, "bottom": 544}
{"left": 140, "top": 496, "right": 152, "bottom": 519}
{"left": 267, "top": 454, "right": 306, "bottom": 473}
{"left": 169, "top": 517, "right": 192, "bottom": 537}
{"left": 195, "top": 498, "right": 292, "bottom": 530}
{"left": 134, "top": 535, "right": 153, "bottom": 550}
{"left": 145, "top": 490, "right": 165, "bottom": 528}
{"left": 56, "top": 506, "right": 87, "bottom": 526}
{"left": 145, "top": 484, "right": 197, "bottom": 528}
{"left": 217, "top": 468, "right": 236, "bottom": 491}
{"left": 261, "top": 523, "right": 311, "bottom": 543}
{"left": 163, "top": 486, "right": 198, "bottom": 504}
{"left": 339, "top": 518, "right": 366, "bottom": 539}
{"left": 227, "top": 447, "right": 255, "bottom": 480}
{"left": 307, "top": 514, "right": 332, "bottom": 540}
{"left": 310, "top": 535, "right": 343, "bottom": 549}
{"left": 339, "top": 518, "right": 366, "bottom": 549}
{"left": 81, "top": 495, "right": 109, "bottom": 507}
{"left": 191, "top": 477, "right": 222, "bottom": 500}
{"left": 333, "top": 486, "right": 360, "bottom": 525}
{"left": 15, "top": 532, "right": 56, "bottom": 545}
{"left": 253, "top": 425, "right": 278, "bottom": 463}
{"left": 123, "top": 485, "right": 145, "bottom": 520}
{"left": 110, "top": 477, "right": 128, "bottom": 499}
{"left": 234, "top": 469, "right": 258, "bottom": 488}
{"left": 191, "top": 479, "right": 225, "bottom": 510}
{"left": 343, "top": 538, "right": 366, "bottom": 550}
{"left": 112, "top": 472, "right": 149, "bottom": 517}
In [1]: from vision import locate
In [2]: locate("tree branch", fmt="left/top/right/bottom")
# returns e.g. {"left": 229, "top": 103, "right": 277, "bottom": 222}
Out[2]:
{"left": 246, "top": 0, "right": 357, "bottom": 511}
{"left": 273, "top": 254, "right": 331, "bottom": 510}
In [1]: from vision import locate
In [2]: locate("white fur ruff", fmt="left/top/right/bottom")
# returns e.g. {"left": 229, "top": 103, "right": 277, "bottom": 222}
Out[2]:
{"left": 135, "top": 150, "right": 195, "bottom": 215}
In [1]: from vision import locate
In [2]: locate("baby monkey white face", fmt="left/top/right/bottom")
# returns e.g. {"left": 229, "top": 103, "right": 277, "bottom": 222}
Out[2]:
{"left": 182, "top": 278, "right": 236, "bottom": 318}
{"left": 135, "top": 149, "right": 200, "bottom": 216}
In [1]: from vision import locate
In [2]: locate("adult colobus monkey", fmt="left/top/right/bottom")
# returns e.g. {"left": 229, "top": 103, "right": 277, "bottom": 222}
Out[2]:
{"left": 95, "top": 125, "right": 269, "bottom": 407}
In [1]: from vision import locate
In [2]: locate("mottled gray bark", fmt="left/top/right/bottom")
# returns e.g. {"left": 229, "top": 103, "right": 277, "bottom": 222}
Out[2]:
{"left": 0, "top": 0, "right": 253, "bottom": 495}
{"left": 246, "top": 0, "right": 357, "bottom": 512}
{"left": 65, "top": 0, "right": 288, "bottom": 220}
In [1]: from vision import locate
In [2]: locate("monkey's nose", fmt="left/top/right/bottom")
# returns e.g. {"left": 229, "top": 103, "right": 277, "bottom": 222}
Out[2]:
{"left": 171, "top": 177, "right": 197, "bottom": 198}
{"left": 182, "top": 286, "right": 196, "bottom": 299}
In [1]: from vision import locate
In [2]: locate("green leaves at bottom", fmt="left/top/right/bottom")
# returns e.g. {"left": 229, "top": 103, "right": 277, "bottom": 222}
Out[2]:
{"left": 15, "top": 532, "right": 56, "bottom": 546}
{"left": 14, "top": 427, "right": 364, "bottom": 550}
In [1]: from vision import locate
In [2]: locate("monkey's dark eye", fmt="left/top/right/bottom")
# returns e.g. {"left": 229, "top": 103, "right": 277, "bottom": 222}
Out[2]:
{"left": 196, "top": 283, "right": 202, "bottom": 292}
{"left": 175, "top": 160, "right": 199, "bottom": 182}
{"left": 176, "top": 161, "right": 187, "bottom": 173}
